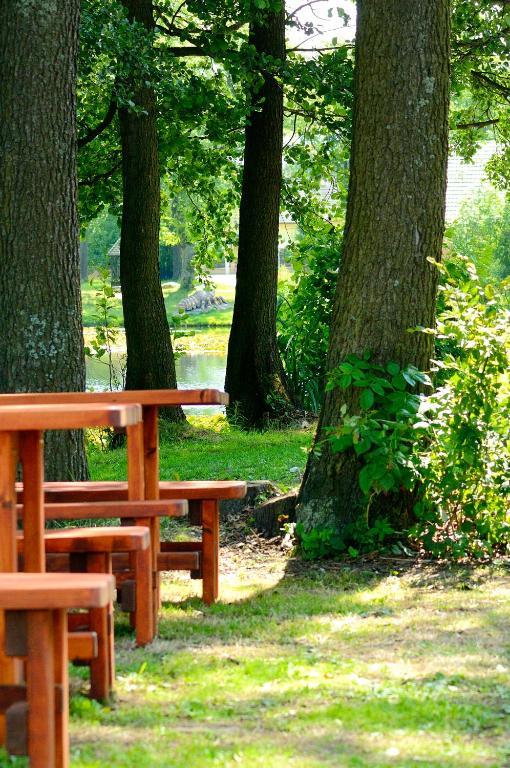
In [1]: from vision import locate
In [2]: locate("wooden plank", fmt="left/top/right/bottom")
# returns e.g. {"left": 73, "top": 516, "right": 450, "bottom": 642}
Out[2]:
{"left": 18, "top": 499, "right": 188, "bottom": 520}
{"left": 19, "top": 431, "right": 45, "bottom": 573}
{"left": 156, "top": 551, "right": 200, "bottom": 571}
{"left": 28, "top": 479, "right": 247, "bottom": 502}
{"left": 27, "top": 526, "right": 151, "bottom": 554}
{"left": 0, "top": 389, "right": 229, "bottom": 407}
{"left": 0, "top": 403, "right": 142, "bottom": 431}
{"left": 0, "top": 573, "right": 115, "bottom": 609}
{"left": 67, "top": 631, "right": 98, "bottom": 662}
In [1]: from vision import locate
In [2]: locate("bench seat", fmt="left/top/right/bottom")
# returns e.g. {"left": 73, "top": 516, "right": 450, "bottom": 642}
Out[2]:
{"left": 17, "top": 481, "right": 247, "bottom": 605}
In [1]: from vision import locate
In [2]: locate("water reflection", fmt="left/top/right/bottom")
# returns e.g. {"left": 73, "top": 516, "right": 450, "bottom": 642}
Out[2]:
{"left": 86, "top": 352, "right": 227, "bottom": 415}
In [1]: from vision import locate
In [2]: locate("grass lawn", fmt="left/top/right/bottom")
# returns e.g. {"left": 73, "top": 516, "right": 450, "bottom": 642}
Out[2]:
{"left": 81, "top": 277, "right": 235, "bottom": 329}
{"left": 3, "top": 421, "right": 508, "bottom": 767}
{"left": 4, "top": 557, "right": 507, "bottom": 767}
{"left": 87, "top": 416, "right": 313, "bottom": 490}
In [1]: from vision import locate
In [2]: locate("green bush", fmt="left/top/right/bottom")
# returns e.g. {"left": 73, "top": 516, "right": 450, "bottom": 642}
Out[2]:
{"left": 277, "top": 233, "right": 339, "bottom": 413}
{"left": 412, "top": 262, "right": 510, "bottom": 559}
{"left": 305, "top": 260, "right": 510, "bottom": 561}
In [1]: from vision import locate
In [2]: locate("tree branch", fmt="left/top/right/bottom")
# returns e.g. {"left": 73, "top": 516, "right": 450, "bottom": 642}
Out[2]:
{"left": 471, "top": 70, "right": 510, "bottom": 101}
{"left": 456, "top": 118, "right": 499, "bottom": 130}
{"left": 78, "top": 99, "right": 117, "bottom": 149}
{"left": 79, "top": 160, "right": 122, "bottom": 187}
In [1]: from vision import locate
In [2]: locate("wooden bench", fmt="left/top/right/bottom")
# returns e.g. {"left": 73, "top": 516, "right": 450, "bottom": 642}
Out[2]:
{"left": 20, "top": 480, "right": 247, "bottom": 604}
{"left": 2, "top": 391, "right": 235, "bottom": 610}
{"left": 17, "top": 526, "right": 152, "bottom": 702}
{"left": 0, "top": 572, "right": 114, "bottom": 768}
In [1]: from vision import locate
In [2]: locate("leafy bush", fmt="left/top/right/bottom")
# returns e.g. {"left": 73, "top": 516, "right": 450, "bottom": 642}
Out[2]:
{"left": 325, "top": 354, "right": 429, "bottom": 501}
{"left": 319, "top": 262, "right": 510, "bottom": 561}
{"left": 411, "top": 263, "right": 510, "bottom": 559}
{"left": 296, "top": 517, "right": 395, "bottom": 560}
{"left": 277, "top": 233, "right": 339, "bottom": 413}
{"left": 448, "top": 187, "right": 510, "bottom": 281}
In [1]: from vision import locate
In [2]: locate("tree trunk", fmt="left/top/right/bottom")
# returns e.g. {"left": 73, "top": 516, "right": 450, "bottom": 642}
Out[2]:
{"left": 297, "top": 0, "right": 450, "bottom": 531}
{"left": 225, "top": 4, "right": 294, "bottom": 427}
{"left": 119, "top": 0, "right": 184, "bottom": 420}
{"left": 0, "top": 0, "right": 88, "bottom": 481}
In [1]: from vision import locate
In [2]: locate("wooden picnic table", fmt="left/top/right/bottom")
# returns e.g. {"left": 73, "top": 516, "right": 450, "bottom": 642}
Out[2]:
{"left": 0, "top": 402, "right": 143, "bottom": 729}
{"left": 2, "top": 390, "right": 229, "bottom": 614}
{"left": 0, "top": 403, "right": 143, "bottom": 575}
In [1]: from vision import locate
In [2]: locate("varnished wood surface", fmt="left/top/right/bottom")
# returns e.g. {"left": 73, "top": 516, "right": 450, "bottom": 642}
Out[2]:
{"left": 17, "top": 526, "right": 151, "bottom": 554}
{"left": 0, "top": 389, "right": 229, "bottom": 407}
{"left": 0, "top": 573, "right": 115, "bottom": 609}
{"left": 16, "top": 499, "right": 188, "bottom": 520}
{"left": 0, "top": 403, "right": 142, "bottom": 430}
{"left": 22, "top": 480, "right": 247, "bottom": 501}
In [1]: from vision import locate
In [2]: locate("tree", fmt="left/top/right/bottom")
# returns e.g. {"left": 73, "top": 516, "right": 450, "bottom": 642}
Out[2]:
{"left": 0, "top": 0, "right": 88, "bottom": 480}
{"left": 225, "top": 2, "right": 295, "bottom": 427}
{"left": 297, "top": 0, "right": 451, "bottom": 531}
{"left": 118, "top": 0, "right": 183, "bottom": 413}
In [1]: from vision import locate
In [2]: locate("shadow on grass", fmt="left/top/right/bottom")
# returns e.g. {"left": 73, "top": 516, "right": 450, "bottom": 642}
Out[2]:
{"left": 69, "top": 562, "right": 510, "bottom": 767}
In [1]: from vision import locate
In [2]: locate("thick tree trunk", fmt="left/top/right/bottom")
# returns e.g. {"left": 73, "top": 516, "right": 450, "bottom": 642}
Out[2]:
{"left": 0, "top": 0, "right": 88, "bottom": 480}
{"left": 225, "top": 4, "right": 294, "bottom": 427}
{"left": 297, "top": 0, "right": 450, "bottom": 531}
{"left": 119, "top": 0, "right": 184, "bottom": 420}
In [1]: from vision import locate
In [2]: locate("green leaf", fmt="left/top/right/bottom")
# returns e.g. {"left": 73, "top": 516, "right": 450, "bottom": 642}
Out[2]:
{"left": 360, "top": 389, "right": 375, "bottom": 410}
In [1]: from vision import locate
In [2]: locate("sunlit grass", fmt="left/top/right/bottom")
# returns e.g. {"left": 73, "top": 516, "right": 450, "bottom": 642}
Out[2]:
{"left": 87, "top": 415, "right": 313, "bottom": 489}
{"left": 66, "top": 564, "right": 510, "bottom": 767}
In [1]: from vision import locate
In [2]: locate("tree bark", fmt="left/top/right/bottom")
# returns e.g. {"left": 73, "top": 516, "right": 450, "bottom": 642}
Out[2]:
{"left": 297, "top": 0, "right": 450, "bottom": 531}
{"left": 119, "top": 0, "right": 184, "bottom": 420}
{"left": 225, "top": 4, "right": 294, "bottom": 427}
{"left": 0, "top": 0, "right": 88, "bottom": 480}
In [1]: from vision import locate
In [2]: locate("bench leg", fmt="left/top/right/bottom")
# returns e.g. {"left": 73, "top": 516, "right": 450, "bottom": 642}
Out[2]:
{"left": 27, "top": 610, "right": 55, "bottom": 767}
{"left": 87, "top": 554, "right": 114, "bottom": 701}
{"left": 53, "top": 609, "right": 69, "bottom": 768}
{"left": 134, "top": 546, "right": 153, "bottom": 646}
{"left": 201, "top": 500, "right": 219, "bottom": 605}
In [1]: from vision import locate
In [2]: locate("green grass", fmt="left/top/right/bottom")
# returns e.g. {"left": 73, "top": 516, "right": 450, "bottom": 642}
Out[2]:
{"left": 87, "top": 416, "right": 312, "bottom": 489}
{"left": 81, "top": 278, "right": 235, "bottom": 329}
{"left": 3, "top": 564, "right": 507, "bottom": 767}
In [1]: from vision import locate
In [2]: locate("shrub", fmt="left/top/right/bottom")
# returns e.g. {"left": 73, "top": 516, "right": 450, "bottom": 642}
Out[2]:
{"left": 411, "top": 262, "right": 510, "bottom": 559}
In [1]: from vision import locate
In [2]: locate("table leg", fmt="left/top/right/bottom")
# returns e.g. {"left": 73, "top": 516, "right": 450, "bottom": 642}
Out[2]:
{"left": 53, "top": 609, "right": 69, "bottom": 768}
{"left": 201, "top": 500, "right": 220, "bottom": 605}
{"left": 27, "top": 610, "right": 55, "bottom": 767}
{"left": 143, "top": 406, "right": 161, "bottom": 626}
{"left": 19, "top": 431, "right": 45, "bottom": 572}
{"left": 0, "top": 431, "right": 22, "bottom": 745}
{"left": 87, "top": 553, "right": 113, "bottom": 701}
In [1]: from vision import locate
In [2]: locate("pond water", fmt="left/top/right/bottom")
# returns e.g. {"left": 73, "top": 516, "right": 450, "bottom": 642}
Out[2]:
{"left": 86, "top": 332, "right": 228, "bottom": 414}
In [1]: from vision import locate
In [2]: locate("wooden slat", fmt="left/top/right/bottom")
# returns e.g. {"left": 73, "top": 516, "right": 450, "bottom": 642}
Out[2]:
{"left": 156, "top": 551, "right": 200, "bottom": 571}
{"left": 25, "top": 480, "right": 247, "bottom": 502}
{"left": 0, "top": 403, "right": 142, "bottom": 430}
{"left": 0, "top": 389, "right": 228, "bottom": 407}
{"left": 0, "top": 574, "right": 115, "bottom": 610}
{"left": 17, "top": 499, "right": 188, "bottom": 520}
{"left": 18, "top": 526, "right": 151, "bottom": 554}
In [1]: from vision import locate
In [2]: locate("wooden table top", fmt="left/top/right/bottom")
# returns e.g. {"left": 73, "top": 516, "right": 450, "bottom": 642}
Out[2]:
{"left": 0, "top": 403, "right": 142, "bottom": 430}
{"left": 0, "top": 572, "right": 116, "bottom": 609}
{"left": 0, "top": 388, "right": 229, "bottom": 407}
